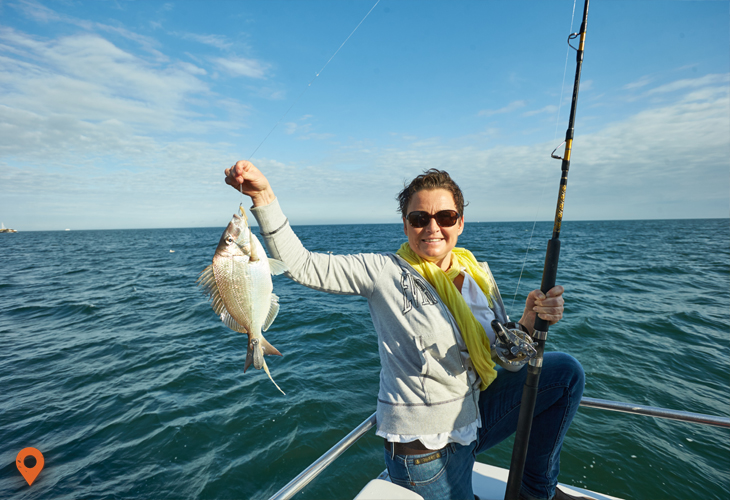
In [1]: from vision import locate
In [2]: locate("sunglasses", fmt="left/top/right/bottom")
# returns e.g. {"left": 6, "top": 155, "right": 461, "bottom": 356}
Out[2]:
{"left": 406, "top": 210, "right": 460, "bottom": 228}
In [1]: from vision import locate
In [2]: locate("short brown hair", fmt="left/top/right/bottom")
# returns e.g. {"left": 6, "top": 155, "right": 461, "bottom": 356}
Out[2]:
{"left": 397, "top": 169, "right": 466, "bottom": 218}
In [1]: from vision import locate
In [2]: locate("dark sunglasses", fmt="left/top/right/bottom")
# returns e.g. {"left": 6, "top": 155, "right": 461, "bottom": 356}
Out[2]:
{"left": 407, "top": 210, "right": 460, "bottom": 228}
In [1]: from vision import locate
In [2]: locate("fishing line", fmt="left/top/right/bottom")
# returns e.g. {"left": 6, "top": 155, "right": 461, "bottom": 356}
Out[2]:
{"left": 245, "top": 0, "right": 381, "bottom": 164}
{"left": 510, "top": 0, "right": 577, "bottom": 311}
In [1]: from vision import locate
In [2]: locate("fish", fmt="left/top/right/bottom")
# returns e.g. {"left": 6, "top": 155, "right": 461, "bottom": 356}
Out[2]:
{"left": 197, "top": 206, "right": 289, "bottom": 394}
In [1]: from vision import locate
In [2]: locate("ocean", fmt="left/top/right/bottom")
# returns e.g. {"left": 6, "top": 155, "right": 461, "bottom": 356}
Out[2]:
{"left": 1, "top": 218, "right": 728, "bottom": 500}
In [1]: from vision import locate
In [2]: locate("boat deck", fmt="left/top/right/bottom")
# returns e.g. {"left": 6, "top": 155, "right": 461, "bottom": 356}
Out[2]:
{"left": 354, "top": 462, "right": 623, "bottom": 500}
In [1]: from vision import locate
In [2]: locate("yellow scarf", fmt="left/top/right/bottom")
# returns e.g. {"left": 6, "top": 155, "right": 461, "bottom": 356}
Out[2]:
{"left": 396, "top": 243, "right": 498, "bottom": 390}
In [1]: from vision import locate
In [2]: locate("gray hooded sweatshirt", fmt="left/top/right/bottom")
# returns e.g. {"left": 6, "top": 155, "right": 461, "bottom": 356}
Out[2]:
{"left": 251, "top": 199, "right": 509, "bottom": 437}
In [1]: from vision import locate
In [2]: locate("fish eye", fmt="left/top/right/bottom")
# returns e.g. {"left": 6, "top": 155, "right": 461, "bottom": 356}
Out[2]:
{"left": 226, "top": 236, "right": 234, "bottom": 244}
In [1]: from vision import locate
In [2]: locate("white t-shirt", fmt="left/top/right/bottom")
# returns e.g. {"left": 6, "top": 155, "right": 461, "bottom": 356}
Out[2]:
{"left": 378, "top": 269, "right": 497, "bottom": 449}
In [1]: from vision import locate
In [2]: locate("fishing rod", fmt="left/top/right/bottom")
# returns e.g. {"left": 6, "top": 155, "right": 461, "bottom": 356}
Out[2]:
{"left": 503, "top": 1, "right": 590, "bottom": 499}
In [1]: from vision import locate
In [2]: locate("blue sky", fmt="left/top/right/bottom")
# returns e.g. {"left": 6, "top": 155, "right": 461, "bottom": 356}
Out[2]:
{"left": 1, "top": 0, "right": 728, "bottom": 230}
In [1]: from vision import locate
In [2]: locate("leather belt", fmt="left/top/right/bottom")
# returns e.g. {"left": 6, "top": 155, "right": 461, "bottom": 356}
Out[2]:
{"left": 384, "top": 439, "right": 438, "bottom": 456}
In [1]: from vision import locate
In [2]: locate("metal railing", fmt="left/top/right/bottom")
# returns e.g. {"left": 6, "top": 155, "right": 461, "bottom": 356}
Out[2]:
{"left": 269, "top": 412, "right": 377, "bottom": 500}
{"left": 579, "top": 397, "right": 730, "bottom": 428}
{"left": 268, "top": 400, "right": 729, "bottom": 500}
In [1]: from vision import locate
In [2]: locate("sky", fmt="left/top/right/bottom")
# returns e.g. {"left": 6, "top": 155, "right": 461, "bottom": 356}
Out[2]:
{"left": 1, "top": 0, "right": 728, "bottom": 231}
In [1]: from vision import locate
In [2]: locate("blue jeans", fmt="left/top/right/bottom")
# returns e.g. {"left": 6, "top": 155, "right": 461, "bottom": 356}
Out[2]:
{"left": 384, "top": 352, "right": 585, "bottom": 500}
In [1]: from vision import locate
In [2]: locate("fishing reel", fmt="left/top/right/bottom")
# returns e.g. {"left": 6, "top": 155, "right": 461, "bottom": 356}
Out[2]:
{"left": 490, "top": 320, "right": 538, "bottom": 370}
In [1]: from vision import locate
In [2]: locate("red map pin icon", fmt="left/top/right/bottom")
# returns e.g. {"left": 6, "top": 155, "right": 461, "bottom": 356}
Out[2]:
{"left": 16, "top": 447, "right": 44, "bottom": 486}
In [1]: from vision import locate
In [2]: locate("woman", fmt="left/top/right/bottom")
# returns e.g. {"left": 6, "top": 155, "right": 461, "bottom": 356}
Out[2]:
{"left": 224, "top": 161, "right": 588, "bottom": 500}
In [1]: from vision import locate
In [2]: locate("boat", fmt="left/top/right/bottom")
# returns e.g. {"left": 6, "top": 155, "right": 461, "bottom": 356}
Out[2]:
{"left": 268, "top": 398, "right": 730, "bottom": 500}
{"left": 0, "top": 222, "right": 17, "bottom": 233}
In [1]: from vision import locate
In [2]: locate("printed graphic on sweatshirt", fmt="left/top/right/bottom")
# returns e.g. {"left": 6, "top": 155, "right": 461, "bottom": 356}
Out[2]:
{"left": 400, "top": 272, "right": 438, "bottom": 314}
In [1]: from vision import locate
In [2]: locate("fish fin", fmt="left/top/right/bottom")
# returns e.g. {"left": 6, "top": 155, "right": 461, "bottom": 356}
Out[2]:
{"left": 221, "top": 310, "right": 248, "bottom": 333}
{"left": 268, "top": 258, "right": 289, "bottom": 276}
{"left": 198, "top": 264, "right": 214, "bottom": 278}
{"left": 262, "top": 358, "right": 286, "bottom": 395}
{"left": 198, "top": 266, "right": 228, "bottom": 316}
{"left": 261, "top": 335, "right": 282, "bottom": 357}
{"left": 262, "top": 294, "right": 280, "bottom": 332}
{"left": 197, "top": 265, "right": 216, "bottom": 295}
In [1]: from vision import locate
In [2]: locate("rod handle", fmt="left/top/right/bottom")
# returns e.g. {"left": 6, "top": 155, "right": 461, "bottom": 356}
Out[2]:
{"left": 534, "top": 238, "right": 561, "bottom": 333}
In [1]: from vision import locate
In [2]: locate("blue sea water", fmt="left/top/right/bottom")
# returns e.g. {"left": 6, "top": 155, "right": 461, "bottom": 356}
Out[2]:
{"left": 0, "top": 218, "right": 728, "bottom": 500}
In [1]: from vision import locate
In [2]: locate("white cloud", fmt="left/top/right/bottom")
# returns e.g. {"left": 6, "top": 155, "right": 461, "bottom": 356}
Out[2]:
{"left": 13, "top": 0, "right": 166, "bottom": 60}
{"left": 177, "top": 61, "right": 207, "bottom": 76}
{"left": 213, "top": 56, "right": 269, "bottom": 79}
{"left": 478, "top": 100, "right": 527, "bottom": 117}
{"left": 624, "top": 75, "right": 655, "bottom": 90}
{"left": 280, "top": 115, "right": 334, "bottom": 140}
{"left": 13, "top": 0, "right": 68, "bottom": 25}
{"left": 269, "top": 73, "right": 730, "bottom": 224}
{"left": 179, "top": 33, "right": 233, "bottom": 50}
{"left": 647, "top": 73, "right": 729, "bottom": 95}
{"left": 0, "top": 29, "right": 209, "bottom": 117}
{"left": 284, "top": 122, "right": 300, "bottom": 135}
{"left": 523, "top": 105, "right": 558, "bottom": 117}
{"left": 0, "top": 27, "right": 243, "bottom": 166}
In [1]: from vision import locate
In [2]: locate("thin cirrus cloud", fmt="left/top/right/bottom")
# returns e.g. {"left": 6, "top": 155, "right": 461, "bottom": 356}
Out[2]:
{"left": 523, "top": 105, "right": 559, "bottom": 117}
{"left": 14, "top": 0, "right": 167, "bottom": 60}
{"left": 0, "top": 27, "right": 219, "bottom": 156}
{"left": 646, "top": 73, "right": 730, "bottom": 96}
{"left": 623, "top": 75, "right": 655, "bottom": 90}
{"left": 0, "top": 27, "right": 207, "bottom": 102}
{"left": 213, "top": 56, "right": 270, "bottom": 78}
{"left": 478, "top": 100, "right": 527, "bottom": 117}
{"left": 178, "top": 32, "right": 233, "bottom": 50}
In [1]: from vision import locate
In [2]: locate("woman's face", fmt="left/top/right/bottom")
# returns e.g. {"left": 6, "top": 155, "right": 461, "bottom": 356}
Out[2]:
{"left": 403, "top": 188, "right": 464, "bottom": 272}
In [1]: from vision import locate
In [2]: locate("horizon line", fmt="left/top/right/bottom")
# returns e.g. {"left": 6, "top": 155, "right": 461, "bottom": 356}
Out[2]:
{"left": 8, "top": 216, "right": 729, "bottom": 233}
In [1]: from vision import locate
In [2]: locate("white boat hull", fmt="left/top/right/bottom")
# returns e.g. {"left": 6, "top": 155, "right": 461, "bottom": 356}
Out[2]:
{"left": 355, "top": 461, "right": 623, "bottom": 500}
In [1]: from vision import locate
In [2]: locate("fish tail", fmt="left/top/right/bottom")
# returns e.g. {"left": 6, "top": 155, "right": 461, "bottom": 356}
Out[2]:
{"left": 261, "top": 337, "right": 282, "bottom": 357}
{"left": 246, "top": 336, "right": 282, "bottom": 373}
{"left": 262, "top": 358, "right": 286, "bottom": 395}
